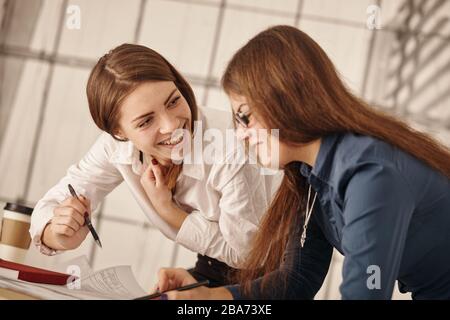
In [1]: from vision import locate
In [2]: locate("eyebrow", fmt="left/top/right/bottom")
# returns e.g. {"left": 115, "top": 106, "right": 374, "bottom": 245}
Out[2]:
{"left": 132, "top": 111, "right": 154, "bottom": 124}
{"left": 164, "top": 88, "right": 178, "bottom": 106}
{"left": 132, "top": 88, "right": 179, "bottom": 124}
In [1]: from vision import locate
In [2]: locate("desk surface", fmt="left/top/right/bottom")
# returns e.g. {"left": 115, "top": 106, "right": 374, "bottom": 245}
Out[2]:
{"left": 0, "top": 287, "right": 38, "bottom": 300}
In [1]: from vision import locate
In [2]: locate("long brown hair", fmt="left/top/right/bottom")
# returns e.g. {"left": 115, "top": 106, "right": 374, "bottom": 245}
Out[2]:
{"left": 222, "top": 25, "right": 450, "bottom": 295}
{"left": 87, "top": 44, "right": 198, "bottom": 189}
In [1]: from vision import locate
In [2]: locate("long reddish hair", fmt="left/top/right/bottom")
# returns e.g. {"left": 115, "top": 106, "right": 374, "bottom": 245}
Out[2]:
{"left": 222, "top": 25, "right": 450, "bottom": 295}
{"left": 86, "top": 44, "right": 198, "bottom": 189}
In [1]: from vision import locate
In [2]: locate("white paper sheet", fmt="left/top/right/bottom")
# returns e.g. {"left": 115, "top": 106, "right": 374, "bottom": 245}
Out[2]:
{"left": 80, "top": 265, "right": 146, "bottom": 298}
{"left": 0, "top": 256, "right": 147, "bottom": 300}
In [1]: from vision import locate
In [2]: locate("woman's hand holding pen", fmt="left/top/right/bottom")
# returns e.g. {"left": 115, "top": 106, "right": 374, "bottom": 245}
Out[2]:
{"left": 154, "top": 268, "right": 233, "bottom": 300}
{"left": 140, "top": 158, "right": 187, "bottom": 229}
{"left": 41, "top": 196, "right": 91, "bottom": 250}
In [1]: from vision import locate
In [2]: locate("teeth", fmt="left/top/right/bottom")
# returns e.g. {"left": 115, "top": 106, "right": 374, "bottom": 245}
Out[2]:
{"left": 160, "top": 133, "right": 183, "bottom": 146}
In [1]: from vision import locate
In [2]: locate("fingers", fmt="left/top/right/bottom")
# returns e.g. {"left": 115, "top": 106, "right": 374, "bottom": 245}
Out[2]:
{"left": 140, "top": 157, "right": 167, "bottom": 188}
{"left": 157, "top": 268, "right": 196, "bottom": 293}
{"left": 54, "top": 205, "right": 85, "bottom": 227}
{"left": 79, "top": 195, "right": 91, "bottom": 214}
{"left": 166, "top": 289, "right": 194, "bottom": 300}
{"left": 150, "top": 159, "right": 164, "bottom": 187}
{"left": 51, "top": 217, "right": 89, "bottom": 237}
{"left": 151, "top": 283, "right": 160, "bottom": 294}
{"left": 52, "top": 223, "right": 76, "bottom": 237}
{"left": 61, "top": 196, "right": 90, "bottom": 215}
{"left": 141, "top": 160, "right": 156, "bottom": 184}
{"left": 157, "top": 268, "right": 182, "bottom": 292}
{"left": 53, "top": 195, "right": 92, "bottom": 235}
{"left": 165, "top": 285, "right": 211, "bottom": 300}
{"left": 157, "top": 268, "right": 171, "bottom": 293}
{"left": 53, "top": 215, "right": 82, "bottom": 231}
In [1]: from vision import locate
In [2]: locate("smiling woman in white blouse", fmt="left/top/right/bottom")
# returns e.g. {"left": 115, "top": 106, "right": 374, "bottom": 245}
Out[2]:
{"left": 29, "top": 44, "right": 278, "bottom": 287}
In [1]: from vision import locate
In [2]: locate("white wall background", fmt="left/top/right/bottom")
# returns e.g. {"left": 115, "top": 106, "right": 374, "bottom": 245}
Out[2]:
{"left": 1, "top": 0, "right": 449, "bottom": 299}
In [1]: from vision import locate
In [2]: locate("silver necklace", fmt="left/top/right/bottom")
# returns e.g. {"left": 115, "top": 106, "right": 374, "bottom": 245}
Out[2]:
{"left": 300, "top": 185, "right": 317, "bottom": 248}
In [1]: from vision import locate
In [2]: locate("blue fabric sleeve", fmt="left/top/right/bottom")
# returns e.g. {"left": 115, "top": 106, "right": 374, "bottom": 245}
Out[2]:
{"left": 225, "top": 211, "right": 333, "bottom": 299}
{"left": 340, "top": 162, "right": 415, "bottom": 299}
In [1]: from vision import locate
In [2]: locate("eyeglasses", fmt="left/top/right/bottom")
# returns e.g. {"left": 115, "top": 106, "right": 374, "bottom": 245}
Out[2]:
{"left": 234, "top": 111, "right": 250, "bottom": 128}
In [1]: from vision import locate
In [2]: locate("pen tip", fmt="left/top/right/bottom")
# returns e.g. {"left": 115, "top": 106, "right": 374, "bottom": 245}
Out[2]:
{"left": 96, "top": 240, "right": 103, "bottom": 248}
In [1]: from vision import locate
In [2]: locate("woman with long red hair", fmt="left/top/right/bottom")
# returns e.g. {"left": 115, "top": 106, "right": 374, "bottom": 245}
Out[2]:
{"left": 155, "top": 25, "right": 450, "bottom": 300}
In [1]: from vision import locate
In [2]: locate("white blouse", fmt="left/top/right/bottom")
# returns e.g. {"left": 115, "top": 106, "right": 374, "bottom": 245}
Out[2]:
{"left": 29, "top": 113, "right": 281, "bottom": 268}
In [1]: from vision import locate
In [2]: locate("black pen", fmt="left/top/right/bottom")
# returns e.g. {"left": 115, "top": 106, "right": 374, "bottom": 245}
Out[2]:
{"left": 133, "top": 280, "right": 210, "bottom": 300}
{"left": 67, "top": 184, "right": 102, "bottom": 248}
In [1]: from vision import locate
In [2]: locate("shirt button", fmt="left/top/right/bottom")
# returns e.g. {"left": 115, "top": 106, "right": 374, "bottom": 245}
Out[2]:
{"left": 208, "top": 260, "right": 212, "bottom": 266}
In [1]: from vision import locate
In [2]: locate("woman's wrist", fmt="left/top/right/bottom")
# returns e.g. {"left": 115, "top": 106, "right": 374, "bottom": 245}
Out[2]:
{"left": 41, "top": 223, "right": 57, "bottom": 250}
{"left": 209, "top": 287, "right": 234, "bottom": 300}
{"left": 156, "top": 202, "right": 188, "bottom": 229}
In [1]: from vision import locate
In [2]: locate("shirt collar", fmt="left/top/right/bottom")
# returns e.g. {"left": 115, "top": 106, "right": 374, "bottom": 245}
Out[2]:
{"left": 109, "top": 138, "right": 143, "bottom": 175}
{"left": 109, "top": 113, "right": 206, "bottom": 180}
{"left": 299, "top": 133, "right": 341, "bottom": 184}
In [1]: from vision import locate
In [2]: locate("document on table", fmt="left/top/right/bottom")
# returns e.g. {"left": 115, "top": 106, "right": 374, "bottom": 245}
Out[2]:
{"left": 0, "top": 256, "right": 147, "bottom": 300}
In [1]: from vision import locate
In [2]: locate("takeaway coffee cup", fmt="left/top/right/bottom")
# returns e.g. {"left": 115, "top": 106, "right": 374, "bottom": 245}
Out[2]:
{"left": 0, "top": 202, "right": 33, "bottom": 263}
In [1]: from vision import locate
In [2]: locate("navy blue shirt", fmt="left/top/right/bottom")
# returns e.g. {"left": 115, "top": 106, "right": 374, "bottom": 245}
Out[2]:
{"left": 227, "top": 132, "right": 450, "bottom": 299}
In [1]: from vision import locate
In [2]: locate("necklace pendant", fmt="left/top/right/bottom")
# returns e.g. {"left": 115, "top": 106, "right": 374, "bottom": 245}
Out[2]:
{"left": 300, "top": 232, "right": 306, "bottom": 248}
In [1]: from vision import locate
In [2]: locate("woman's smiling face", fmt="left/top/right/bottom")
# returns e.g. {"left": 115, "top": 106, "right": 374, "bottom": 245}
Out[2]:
{"left": 116, "top": 81, "right": 192, "bottom": 166}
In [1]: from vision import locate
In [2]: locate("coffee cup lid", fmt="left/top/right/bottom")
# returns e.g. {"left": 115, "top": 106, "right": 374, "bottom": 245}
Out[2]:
{"left": 4, "top": 202, "right": 34, "bottom": 215}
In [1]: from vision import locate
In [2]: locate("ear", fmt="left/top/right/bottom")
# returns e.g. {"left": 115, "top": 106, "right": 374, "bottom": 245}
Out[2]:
{"left": 112, "top": 128, "right": 128, "bottom": 141}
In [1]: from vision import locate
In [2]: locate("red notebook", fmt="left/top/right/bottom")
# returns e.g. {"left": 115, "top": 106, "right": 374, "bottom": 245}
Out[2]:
{"left": 0, "top": 258, "right": 78, "bottom": 285}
